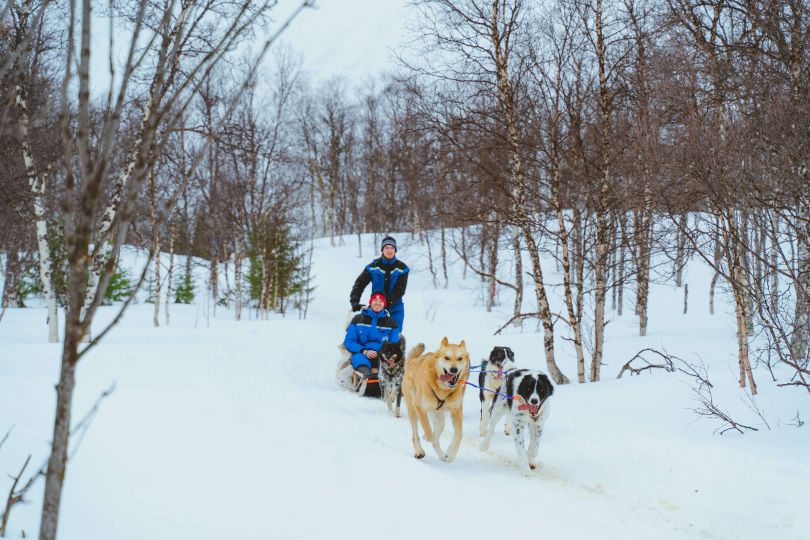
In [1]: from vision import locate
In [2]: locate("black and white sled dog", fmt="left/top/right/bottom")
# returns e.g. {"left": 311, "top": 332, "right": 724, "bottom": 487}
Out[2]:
{"left": 480, "top": 369, "right": 554, "bottom": 471}
{"left": 479, "top": 346, "right": 516, "bottom": 437}
{"left": 379, "top": 337, "right": 407, "bottom": 417}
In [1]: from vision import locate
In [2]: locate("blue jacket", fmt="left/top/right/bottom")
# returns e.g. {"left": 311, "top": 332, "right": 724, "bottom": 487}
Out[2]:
{"left": 343, "top": 307, "right": 400, "bottom": 354}
{"left": 349, "top": 256, "right": 410, "bottom": 310}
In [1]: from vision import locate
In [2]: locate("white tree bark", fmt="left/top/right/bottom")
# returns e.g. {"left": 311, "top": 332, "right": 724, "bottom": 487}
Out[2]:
{"left": 82, "top": 107, "right": 153, "bottom": 338}
{"left": 165, "top": 217, "right": 175, "bottom": 326}
{"left": 16, "top": 83, "right": 59, "bottom": 342}
{"left": 12, "top": 0, "right": 59, "bottom": 342}
{"left": 490, "top": 0, "right": 567, "bottom": 384}
{"left": 792, "top": 212, "right": 809, "bottom": 361}
{"left": 590, "top": 0, "right": 610, "bottom": 383}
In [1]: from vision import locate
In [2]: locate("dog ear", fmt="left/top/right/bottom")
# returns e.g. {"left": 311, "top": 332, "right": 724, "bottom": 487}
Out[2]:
{"left": 440, "top": 336, "right": 449, "bottom": 347}
{"left": 459, "top": 339, "right": 467, "bottom": 350}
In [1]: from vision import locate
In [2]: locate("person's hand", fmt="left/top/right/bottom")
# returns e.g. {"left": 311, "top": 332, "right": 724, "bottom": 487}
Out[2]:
{"left": 352, "top": 304, "right": 364, "bottom": 312}
{"left": 364, "top": 350, "right": 377, "bottom": 359}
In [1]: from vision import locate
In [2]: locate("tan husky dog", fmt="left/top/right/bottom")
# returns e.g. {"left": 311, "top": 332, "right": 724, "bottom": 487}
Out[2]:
{"left": 402, "top": 337, "right": 470, "bottom": 462}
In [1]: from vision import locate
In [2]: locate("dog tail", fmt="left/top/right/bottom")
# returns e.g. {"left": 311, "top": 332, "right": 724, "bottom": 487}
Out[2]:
{"left": 407, "top": 343, "right": 425, "bottom": 361}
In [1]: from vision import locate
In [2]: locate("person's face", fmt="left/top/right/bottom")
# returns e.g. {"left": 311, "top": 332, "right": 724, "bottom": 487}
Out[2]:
{"left": 370, "top": 296, "right": 385, "bottom": 312}
{"left": 382, "top": 245, "right": 396, "bottom": 259}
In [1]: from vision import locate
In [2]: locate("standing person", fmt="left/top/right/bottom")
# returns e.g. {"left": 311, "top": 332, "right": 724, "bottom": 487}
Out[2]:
{"left": 350, "top": 236, "right": 409, "bottom": 333}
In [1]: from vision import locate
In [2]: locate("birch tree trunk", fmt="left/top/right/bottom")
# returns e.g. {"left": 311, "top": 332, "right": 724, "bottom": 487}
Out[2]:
{"left": 486, "top": 218, "right": 499, "bottom": 311}
{"left": 82, "top": 116, "right": 152, "bottom": 340}
{"left": 234, "top": 243, "right": 243, "bottom": 321}
{"left": 512, "top": 233, "right": 523, "bottom": 324}
{"left": 148, "top": 168, "right": 160, "bottom": 327}
{"left": 490, "top": 0, "right": 567, "bottom": 384}
{"left": 460, "top": 227, "right": 468, "bottom": 279}
{"left": 525, "top": 230, "right": 570, "bottom": 384}
{"left": 617, "top": 214, "right": 627, "bottom": 316}
{"left": 792, "top": 212, "right": 810, "bottom": 361}
{"left": 675, "top": 213, "right": 687, "bottom": 287}
{"left": 165, "top": 217, "right": 175, "bottom": 326}
{"left": 723, "top": 212, "right": 757, "bottom": 394}
{"left": 209, "top": 253, "right": 218, "bottom": 317}
{"left": 441, "top": 227, "right": 449, "bottom": 288}
{"left": 709, "top": 217, "right": 722, "bottom": 315}
{"left": 553, "top": 173, "right": 586, "bottom": 383}
{"left": 636, "top": 207, "right": 652, "bottom": 335}
{"left": 590, "top": 0, "right": 610, "bottom": 383}
{"left": 768, "top": 210, "right": 779, "bottom": 307}
{"left": 15, "top": 65, "right": 59, "bottom": 342}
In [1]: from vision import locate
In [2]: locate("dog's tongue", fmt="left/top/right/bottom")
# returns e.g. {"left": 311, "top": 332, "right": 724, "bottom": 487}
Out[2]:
{"left": 440, "top": 373, "right": 454, "bottom": 382}
{"left": 518, "top": 403, "right": 541, "bottom": 416}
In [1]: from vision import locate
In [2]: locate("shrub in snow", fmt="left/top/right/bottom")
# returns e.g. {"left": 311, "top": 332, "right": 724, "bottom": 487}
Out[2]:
{"left": 103, "top": 268, "right": 134, "bottom": 305}
{"left": 174, "top": 273, "right": 195, "bottom": 304}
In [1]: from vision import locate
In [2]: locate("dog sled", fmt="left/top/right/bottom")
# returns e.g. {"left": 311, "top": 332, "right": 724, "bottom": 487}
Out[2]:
{"left": 336, "top": 350, "right": 382, "bottom": 398}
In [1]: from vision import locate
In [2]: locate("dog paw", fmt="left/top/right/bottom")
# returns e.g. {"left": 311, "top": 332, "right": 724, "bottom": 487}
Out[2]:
{"left": 395, "top": 410, "right": 401, "bottom": 418}
{"left": 415, "top": 451, "right": 425, "bottom": 459}
{"left": 529, "top": 463, "right": 537, "bottom": 470}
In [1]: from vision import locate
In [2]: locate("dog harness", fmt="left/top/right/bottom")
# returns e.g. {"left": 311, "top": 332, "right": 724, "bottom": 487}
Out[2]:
{"left": 431, "top": 389, "right": 446, "bottom": 410}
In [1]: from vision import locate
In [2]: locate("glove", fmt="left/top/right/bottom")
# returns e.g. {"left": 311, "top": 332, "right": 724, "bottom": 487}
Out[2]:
{"left": 352, "top": 304, "right": 364, "bottom": 312}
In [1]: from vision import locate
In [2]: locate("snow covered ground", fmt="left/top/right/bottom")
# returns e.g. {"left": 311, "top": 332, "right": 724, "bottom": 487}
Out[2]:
{"left": 1, "top": 233, "right": 809, "bottom": 539}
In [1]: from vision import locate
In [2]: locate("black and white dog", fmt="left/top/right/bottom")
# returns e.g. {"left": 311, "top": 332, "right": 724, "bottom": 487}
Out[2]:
{"left": 480, "top": 369, "right": 554, "bottom": 471}
{"left": 479, "top": 346, "right": 516, "bottom": 437}
{"left": 379, "top": 338, "right": 406, "bottom": 417}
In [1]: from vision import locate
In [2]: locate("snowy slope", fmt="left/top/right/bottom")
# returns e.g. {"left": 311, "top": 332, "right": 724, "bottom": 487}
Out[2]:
{"left": 1, "top": 232, "right": 808, "bottom": 540}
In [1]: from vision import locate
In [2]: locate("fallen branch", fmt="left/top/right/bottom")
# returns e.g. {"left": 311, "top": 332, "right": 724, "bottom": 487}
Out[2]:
{"left": 617, "top": 348, "right": 676, "bottom": 378}
{"left": 692, "top": 384, "right": 759, "bottom": 435}
{"left": 674, "top": 355, "right": 713, "bottom": 389}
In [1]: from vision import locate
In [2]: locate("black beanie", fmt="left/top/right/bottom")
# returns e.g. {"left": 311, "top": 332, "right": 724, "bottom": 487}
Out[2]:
{"left": 380, "top": 236, "right": 397, "bottom": 252}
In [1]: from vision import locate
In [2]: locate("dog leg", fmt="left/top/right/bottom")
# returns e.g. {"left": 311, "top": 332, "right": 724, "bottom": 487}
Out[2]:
{"left": 527, "top": 425, "right": 542, "bottom": 470}
{"left": 395, "top": 385, "right": 403, "bottom": 418}
{"left": 444, "top": 408, "right": 464, "bottom": 463}
{"left": 418, "top": 409, "right": 434, "bottom": 442}
{"left": 504, "top": 416, "right": 513, "bottom": 436}
{"left": 405, "top": 397, "right": 426, "bottom": 459}
{"left": 512, "top": 421, "right": 531, "bottom": 471}
{"left": 384, "top": 384, "right": 395, "bottom": 415}
{"left": 479, "top": 395, "right": 492, "bottom": 437}
{"left": 430, "top": 411, "right": 447, "bottom": 460}
{"left": 480, "top": 398, "right": 507, "bottom": 451}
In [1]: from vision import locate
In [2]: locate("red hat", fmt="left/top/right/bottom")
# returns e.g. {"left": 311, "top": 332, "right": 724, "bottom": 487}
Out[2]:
{"left": 369, "top": 293, "right": 387, "bottom": 307}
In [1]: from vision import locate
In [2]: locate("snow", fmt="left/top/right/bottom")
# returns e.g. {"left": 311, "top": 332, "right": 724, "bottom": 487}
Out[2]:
{"left": 1, "top": 232, "right": 809, "bottom": 539}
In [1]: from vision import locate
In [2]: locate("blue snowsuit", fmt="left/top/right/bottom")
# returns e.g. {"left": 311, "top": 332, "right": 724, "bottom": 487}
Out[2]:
{"left": 349, "top": 256, "right": 409, "bottom": 332}
{"left": 343, "top": 306, "right": 400, "bottom": 370}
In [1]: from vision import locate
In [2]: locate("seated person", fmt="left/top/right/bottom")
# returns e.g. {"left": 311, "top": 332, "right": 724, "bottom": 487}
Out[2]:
{"left": 343, "top": 293, "right": 400, "bottom": 383}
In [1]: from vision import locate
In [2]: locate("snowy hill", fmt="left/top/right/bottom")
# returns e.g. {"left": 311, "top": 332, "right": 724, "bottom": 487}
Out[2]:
{"left": 1, "top": 232, "right": 808, "bottom": 539}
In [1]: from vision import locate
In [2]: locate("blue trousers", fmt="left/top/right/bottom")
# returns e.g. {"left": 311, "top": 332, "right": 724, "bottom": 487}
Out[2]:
{"left": 387, "top": 302, "right": 405, "bottom": 334}
{"left": 351, "top": 352, "right": 372, "bottom": 370}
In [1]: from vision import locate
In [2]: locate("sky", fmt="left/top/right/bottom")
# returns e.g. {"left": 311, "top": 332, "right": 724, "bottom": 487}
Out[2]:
{"left": 87, "top": 0, "right": 412, "bottom": 98}
{"left": 264, "top": 0, "right": 412, "bottom": 82}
